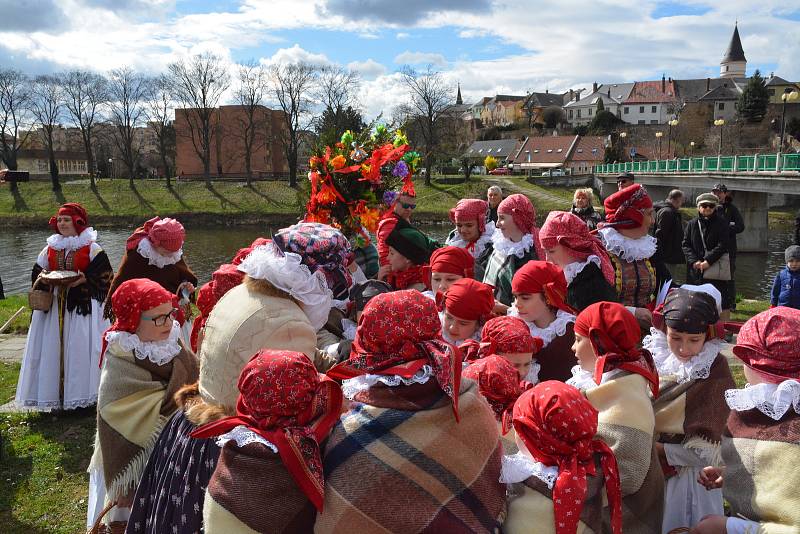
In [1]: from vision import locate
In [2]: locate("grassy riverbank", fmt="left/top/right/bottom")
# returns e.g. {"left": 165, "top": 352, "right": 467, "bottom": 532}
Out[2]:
{"left": 0, "top": 295, "right": 29, "bottom": 335}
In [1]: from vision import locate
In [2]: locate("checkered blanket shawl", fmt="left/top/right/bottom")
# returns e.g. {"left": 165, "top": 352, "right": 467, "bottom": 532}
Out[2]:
{"left": 314, "top": 379, "right": 506, "bottom": 534}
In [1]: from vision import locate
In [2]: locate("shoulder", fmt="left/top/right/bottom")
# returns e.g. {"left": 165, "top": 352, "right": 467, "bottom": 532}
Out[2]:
{"left": 89, "top": 242, "right": 104, "bottom": 259}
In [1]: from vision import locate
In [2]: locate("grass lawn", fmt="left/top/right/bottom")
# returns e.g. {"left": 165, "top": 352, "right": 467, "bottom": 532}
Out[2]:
{"left": 1, "top": 295, "right": 31, "bottom": 335}
{"left": 731, "top": 299, "right": 770, "bottom": 323}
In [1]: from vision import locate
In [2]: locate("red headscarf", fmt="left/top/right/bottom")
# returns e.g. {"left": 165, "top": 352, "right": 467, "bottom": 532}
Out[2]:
{"left": 449, "top": 198, "right": 489, "bottom": 234}
{"left": 497, "top": 193, "right": 544, "bottom": 258}
{"left": 463, "top": 355, "right": 531, "bottom": 434}
{"left": 101, "top": 278, "right": 177, "bottom": 366}
{"left": 438, "top": 278, "right": 494, "bottom": 322}
{"left": 189, "top": 263, "right": 246, "bottom": 352}
{"left": 539, "top": 211, "right": 615, "bottom": 286}
{"left": 602, "top": 184, "right": 653, "bottom": 230}
{"left": 513, "top": 381, "right": 622, "bottom": 534}
{"left": 232, "top": 237, "right": 271, "bottom": 265}
{"left": 732, "top": 307, "right": 800, "bottom": 383}
{"left": 191, "top": 350, "right": 343, "bottom": 511}
{"left": 511, "top": 261, "right": 575, "bottom": 315}
{"left": 327, "top": 290, "right": 462, "bottom": 420}
{"left": 574, "top": 302, "right": 659, "bottom": 397}
{"left": 48, "top": 203, "right": 89, "bottom": 235}
{"left": 462, "top": 316, "right": 543, "bottom": 362}
{"left": 429, "top": 246, "right": 474, "bottom": 278}
{"left": 126, "top": 216, "right": 186, "bottom": 252}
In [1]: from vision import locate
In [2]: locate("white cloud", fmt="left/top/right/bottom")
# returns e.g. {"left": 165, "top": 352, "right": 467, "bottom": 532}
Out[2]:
{"left": 262, "top": 44, "right": 330, "bottom": 67}
{"left": 396, "top": 32, "right": 411, "bottom": 39}
{"left": 347, "top": 59, "right": 387, "bottom": 79}
{"left": 394, "top": 51, "right": 448, "bottom": 67}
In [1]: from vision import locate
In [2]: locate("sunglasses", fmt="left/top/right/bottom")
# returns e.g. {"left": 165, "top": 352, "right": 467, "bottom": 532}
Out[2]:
{"left": 141, "top": 307, "right": 179, "bottom": 327}
{"left": 400, "top": 202, "right": 417, "bottom": 210}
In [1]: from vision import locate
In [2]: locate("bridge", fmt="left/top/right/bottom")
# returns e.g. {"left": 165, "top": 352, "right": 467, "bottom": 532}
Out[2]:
{"left": 593, "top": 153, "right": 800, "bottom": 251}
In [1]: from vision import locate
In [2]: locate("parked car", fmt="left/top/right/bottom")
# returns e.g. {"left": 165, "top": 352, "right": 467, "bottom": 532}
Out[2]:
{"left": 489, "top": 167, "right": 510, "bottom": 175}
{"left": 543, "top": 168, "right": 565, "bottom": 177}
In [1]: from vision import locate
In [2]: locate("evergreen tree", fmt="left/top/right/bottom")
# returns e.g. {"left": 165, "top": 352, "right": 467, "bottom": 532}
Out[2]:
{"left": 596, "top": 98, "right": 605, "bottom": 113}
{"left": 588, "top": 110, "right": 621, "bottom": 135}
{"left": 736, "top": 69, "right": 770, "bottom": 123}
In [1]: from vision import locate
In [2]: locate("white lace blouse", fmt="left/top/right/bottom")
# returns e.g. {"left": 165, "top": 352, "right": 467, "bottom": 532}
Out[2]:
{"left": 725, "top": 380, "right": 800, "bottom": 421}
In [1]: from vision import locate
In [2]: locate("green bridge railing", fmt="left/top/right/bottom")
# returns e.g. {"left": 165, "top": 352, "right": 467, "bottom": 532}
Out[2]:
{"left": 594, "top": 153, "right": 800, "bottom": 174}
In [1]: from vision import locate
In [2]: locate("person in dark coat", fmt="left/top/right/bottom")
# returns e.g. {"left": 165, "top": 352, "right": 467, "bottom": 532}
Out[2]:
{"left": 683, "top": 193, "right": 732, "bottom": 317}
{"left": 653, "top": 189, "right": 685, "bottom": 285}
{"left": 570, "top": 187, "right": 604, "bottom": 231}
{"left": 794, "top": 209, "right": 800, "bottom": 246}
{"left": 713, "top": 184, "right": 744, "bottom": 313}
{"left": 487, "top": 185, "right": 502, "bottom": 223}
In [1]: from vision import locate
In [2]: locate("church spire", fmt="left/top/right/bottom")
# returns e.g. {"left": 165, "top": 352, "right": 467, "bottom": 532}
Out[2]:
{"left": 456, "top": 82, "right": 463, "bottom": 105}
{"left": 720, "top": 22, "right": 747, "bottom": 78}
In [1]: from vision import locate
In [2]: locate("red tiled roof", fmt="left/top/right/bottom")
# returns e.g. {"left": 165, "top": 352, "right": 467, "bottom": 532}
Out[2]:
{"left": 624, "top": 80, "right": 677, "bottom": 103}
{"left": 569, "top": 136, "right": 605, "bottom": 162}
{"left": 511, "top": 135, "right": 577, "bottom": 164}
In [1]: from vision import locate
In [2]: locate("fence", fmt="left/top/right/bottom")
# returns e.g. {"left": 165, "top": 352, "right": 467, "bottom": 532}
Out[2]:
{"left": 594, "top": 153, "right": 800, "bottom": 174}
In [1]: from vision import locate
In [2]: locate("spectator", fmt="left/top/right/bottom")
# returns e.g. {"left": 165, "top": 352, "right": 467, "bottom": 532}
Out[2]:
{"left": 570, "top": 187, "right": 604, "bottom": 230}
{"left": 487, "top": 185, "right": 502, "bottom": 223}
{"left": 770, "top": 245, "right": 800, "bottom": 309}
{"left": 712, "top": 183, "right": 744, "bottom": 312}
{"left": 616, "top": 172, "right": 634, "bottom": 190}
{"left": 653, "top": 189, "right": 685, "bottom": 284}
{"left": 376, "top": 190, "right": 416, "bottom": 272}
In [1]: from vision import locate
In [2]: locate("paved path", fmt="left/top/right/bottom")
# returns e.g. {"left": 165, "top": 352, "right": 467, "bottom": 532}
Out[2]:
{"left": 0, "top": 334, "right": 25, "bottom": 363}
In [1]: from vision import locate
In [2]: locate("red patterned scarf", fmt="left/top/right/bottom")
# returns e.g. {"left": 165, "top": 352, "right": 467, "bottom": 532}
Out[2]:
{"left": 463, "top": 355, "right": 531, "bottom": 433}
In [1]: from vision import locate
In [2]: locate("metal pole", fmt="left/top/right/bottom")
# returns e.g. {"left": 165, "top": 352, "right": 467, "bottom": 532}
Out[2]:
{"left": 780, "top": 97, "right": 788, "bottom": 152}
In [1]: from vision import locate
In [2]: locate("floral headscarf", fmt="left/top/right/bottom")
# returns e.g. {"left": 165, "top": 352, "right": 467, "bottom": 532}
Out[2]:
{"left": 438, "top": 278, "right": 495, "bottom": 323}
{"left": 602, "top": 184, "right": 653, "bottom": 230}
{"left": 450, "top": 198, "right": 489, "bottom": 234}
{"left": 463, "top": 354, "right": 531, "bottom": 434}
{"left": 126, "top": 216, "right": 185, "bottom": 252}
{"left": 732, "top": 307, "right": 800, "bottom": 383}
{"left": 462, "top": 316, "right": 543, "bottom": 362}
{"left": 539, "top": 211, "right": 615, "bottom": 286}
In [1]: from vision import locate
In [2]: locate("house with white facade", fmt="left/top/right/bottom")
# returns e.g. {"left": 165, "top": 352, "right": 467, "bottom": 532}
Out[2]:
{"left": 622, "top": 77, "right": 679, "bottom": 125}
{"left": 563, "top": 83, "right": 634, "bottom": 126}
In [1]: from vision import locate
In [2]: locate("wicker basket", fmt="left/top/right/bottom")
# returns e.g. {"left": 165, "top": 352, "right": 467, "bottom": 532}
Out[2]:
{"left": 28, "top": 276, "right": 53, "bottom": 312}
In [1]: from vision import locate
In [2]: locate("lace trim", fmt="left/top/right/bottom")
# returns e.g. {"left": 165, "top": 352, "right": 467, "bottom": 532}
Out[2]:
{"left": 136, "top": 237, "right": 183, "bottom": 267}
{"left": 445, "top": 221, "right": 496, "bottom": 259}
{"left": 599, "top": 227, "right": 657, "bottom": 262}
{"left": 490, "top": 228, "right": 534, "bottom": 259}
{"left": 104, "top": 321, "right": 182, "bottom": 366}
{"left": 643, "top": 329, "right": 722, "bottom": 384}
{"left": 18, "top": 396, "right": 97, "bottom": 410}
{"left": 341, "top": 364, "right": 434, "bottom": 400}
{"left": 508, "top": 308, "right": 575, "bottom": 348}
{"left": 46, "top": 227, "right": 97, "bottom": 251}
{"left": 525, "top": 361, "right": 541, "bottom": 385}
{"left": 238, "top": 243, "right": 332, "bottom": 331}
{"left": 562, "top": 255, "right": 601, "bottom": 284}
{"left": 342, "top": 318, "right": 357, "bottom": 341}
{"left": 500, "top": 451, "right": 559, "bottom": 487}
{"left": 215, "top": 425, "right": 278, "bottom": 453}
{"left": 566, "top": 365, "right": 622, "bottom": 391}
{"left": 725, "top": 380, "right": 800, "bottom": 421}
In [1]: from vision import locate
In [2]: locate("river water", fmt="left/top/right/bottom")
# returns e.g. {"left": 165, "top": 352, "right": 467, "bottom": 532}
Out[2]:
{"left": 1, "top": 223, "right": 792, "bottom": 301}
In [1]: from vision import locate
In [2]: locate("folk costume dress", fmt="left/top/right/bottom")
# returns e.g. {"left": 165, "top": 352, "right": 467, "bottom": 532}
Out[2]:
{"left": 509, "top": 261, "right": 577, "bottom": 382}
{"left": 446, "top": 199, "right": 496, "bottom": 280}
{"left": 321, "top": 290, "right": 506, "bottom": 534}
{"left": 190, "top": 350, "right": 343, "bottom": 534}
{"left": 566, "top": 302, "right": 664, "bottom": 534}
{"left": 482, "top": 194, "right": 543, "bottom": 307}
{"left": 539, "top": 211, "right": 619, "bottom": 312}
{"left": 720, "top": 307, "right": 800, "bottom": 534}
{"left": 642, "top": 286, "right": 735, "bottom": 533}
{"left": 598, "top": 186, "right": 657, "bottom": 309}
{"left": 16, "top": 204, "right": 113, "bottom": 410}
{"left": 501, "top": 381, "right": 623, "bottom": 534}
{"left": 87, "top": 279, "right": 199, "bottom": 529}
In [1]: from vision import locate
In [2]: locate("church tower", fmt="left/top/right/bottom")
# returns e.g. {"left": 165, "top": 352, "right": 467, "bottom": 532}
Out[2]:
{"left": 720, "top": 23, "right": 747, "bottom": 78}
{"left": 456, "top": 83, "right": 463, "bottom": 105}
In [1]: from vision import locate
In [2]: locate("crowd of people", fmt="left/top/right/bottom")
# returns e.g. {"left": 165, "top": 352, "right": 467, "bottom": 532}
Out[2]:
{"left": 12, "top": 175, "right": 800, "bottom": 533}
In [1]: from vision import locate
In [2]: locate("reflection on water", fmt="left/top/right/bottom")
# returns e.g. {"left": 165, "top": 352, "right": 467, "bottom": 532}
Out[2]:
{"left": 0, "top": 223, "right": 792, "bottom": 301}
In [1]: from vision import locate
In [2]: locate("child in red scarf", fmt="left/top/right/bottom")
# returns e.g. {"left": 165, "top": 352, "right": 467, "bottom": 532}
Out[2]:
{"left": 439, "top": 278, "right": 494, "bottom": 346}
{"left": 463, "top": 315, "right": 544, "bottom": 384}
{"left": 383, "top": 221, "right": 438, "bottom": 291}
{"left": 428, "top": 245, "right": 475, "bottom": 297}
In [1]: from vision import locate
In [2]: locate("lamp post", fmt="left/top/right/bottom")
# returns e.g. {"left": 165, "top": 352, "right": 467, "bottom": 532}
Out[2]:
{"left": 655, "top": 131, "right": 663, "bottom": 160}
{"left": 714, "top": 119, "right": 725, "bottom": 155}
{"left": 780, "top": 88, "right": 799, "bottom": 151}
{"left": 108, "top": 158, "right": 113, "bottom": 180}
{"left": 666, "top": 119, "right": 678, "bottom": 158}
{"left": 689, "top": 141, "right": 695, "bottom": 157}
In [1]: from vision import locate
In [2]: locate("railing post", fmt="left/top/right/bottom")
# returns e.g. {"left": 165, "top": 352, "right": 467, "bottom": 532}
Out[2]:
{"left": 754, "top": 153, "right": 759, "bottom": 174}
{"left": 733, "top": 155, "right": 738, "bottom": 172}
{"left": 702, "top": 157, "right": 706, "bottom": 171}
{"left": 777, "top": 152, "right": 782, "bottom": 173}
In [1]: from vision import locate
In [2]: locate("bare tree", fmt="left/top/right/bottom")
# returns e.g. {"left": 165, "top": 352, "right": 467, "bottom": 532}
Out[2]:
{"left": 29, "top": 74, "right": 63, "bottom": 191}
{"left": 398, "top": 66, "right": 454, "bottom": 185}
{"left": 144, "top": 74, "right": 176, "bottom": 186}
{"left": 0, "top": 69, "right": 33, "bottom": 193}
{"left": 315, "top": 65, "right": 360, "bottom": 137}
{"left": 107, "top": 67, "right": 147, "bottom": 186}
{"left": 168, "top": 53, "right": 230, "bottom": 186}
{"left": 233, "top": 61, "right": 268, "bottom": 186}
{"left": 61, "top": 70, "right": 108, "bottom": 188}
{"left": 269, "top": 62, "right": 317, "bottom": 188}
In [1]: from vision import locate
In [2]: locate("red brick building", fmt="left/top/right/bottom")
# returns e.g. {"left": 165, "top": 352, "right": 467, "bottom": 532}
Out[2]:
{"left": 175, "top": 105, "right": 288, "bottom": 178}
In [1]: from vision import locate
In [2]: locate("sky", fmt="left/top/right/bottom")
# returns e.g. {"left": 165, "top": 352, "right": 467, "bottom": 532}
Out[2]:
{"left": 0, "top": 0, "right": 798, "bottom": 120}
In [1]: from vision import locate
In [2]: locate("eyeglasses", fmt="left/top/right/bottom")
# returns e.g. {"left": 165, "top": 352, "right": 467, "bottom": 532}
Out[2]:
{"left": 141, "top": 308, "right": 178, "bottom": 327}
{"left": 400, "top": 202, "right": 417, "bottom": 210}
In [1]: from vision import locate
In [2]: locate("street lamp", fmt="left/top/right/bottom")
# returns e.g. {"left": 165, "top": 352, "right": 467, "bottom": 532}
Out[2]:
{"left": 780, "top": 88, "right": 799, "bottom": 151}
{"left": 655, "top": 131, "right": 663, "bottom": 160}
{"left": 714, "top": 119, "right": 725, "bottom": 155}
{"left": 689, "top": 141, "right": 695, "bottom": 157}
{"left": 108, "top": 158, "right": 113, "bottom": 180}
{"left": 667, "top": 119, "right": 679, "bottom": 157}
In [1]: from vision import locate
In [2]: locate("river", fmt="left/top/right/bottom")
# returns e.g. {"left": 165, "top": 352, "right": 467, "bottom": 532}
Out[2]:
{"left": 1, "top": 223, "right": 792, "bottom": 301}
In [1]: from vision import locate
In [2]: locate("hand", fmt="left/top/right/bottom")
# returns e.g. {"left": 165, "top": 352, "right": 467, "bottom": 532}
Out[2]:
{"left": 697, "top": 466, "right": 724, "bottom": 490}
{"left": 693, "top": 261, "right": 703, "bottom": 270}
{"left": 116, "top": 490, "right": 135, "bottom": 509}
{"left": 493, "top": 300, "right": 509, "bottom": 315}
{"left": 177, "top": 281, "right": 196, "bottom": 295}
{"left": 377, "top": 265, "right": 391, "bottom": 282}
{"left": 699, "top": 261, "right": 710, "bottom": 272}
{"left": 68, "top": 272, "right": 87, "bottom": 288}
{"left": 634, "top": 307, "right": 652, "bottom": 330}
{"left": 689, "top": 514, "right": 728, "bottom": 534}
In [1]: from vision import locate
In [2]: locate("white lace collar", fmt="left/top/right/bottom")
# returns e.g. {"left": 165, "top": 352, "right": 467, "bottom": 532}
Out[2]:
{"left": 446, "top": 221, "right": 496, "bottom": 259}
{"left": 104, "top": 320, "right": 182, "bottom": 366}
{"left": 137, "top": 237, "right": 183, "bottom": 268}
{"left": 562, "top": 255, "right": 601, "bottom": 285}
{"left": 508, "top": 307, "right": 575, "bottom": 348}
{"left": 525, "top": 361, "right": 541, "bottom": 385}
{"left": 566, "top": 365, "right": 622, "bottom": 391}
{"left": 500, "top": 450, "right": 559, "bottom": 487}
{"left": 642, "top": 329, "right": 722, "bottom": 384}
{"left": 725, "top": 380, "right": 800, "bottom": 421}
{"left": 46, "top": 227, "right": 97, "bottom": 251}
{"left": 491, "top": 228, "right": 534, "bottom": 259}
{"left": 341, "top": 318, "right": 357, "bottom": 341}
{"left": 341, "top": 364, "right": 434, "bottom": 400}
{"left": 215, "top": 425, "right": 278, "bottom": 454}
{"left": 599, "top": 227, "right": 657, "bottom": 262}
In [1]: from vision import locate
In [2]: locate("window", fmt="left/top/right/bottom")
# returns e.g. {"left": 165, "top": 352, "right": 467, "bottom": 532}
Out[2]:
{"left": 534, "top": 149, "right": 540, "bottom": 153}
{"left": 577, "top": 109, "right": 581, "bottom": 118}
{"left": 577, "top": 148, "right": 583, "bottom": 153}
{"left": 650, "top": 120, "right": 658, "bottom": 124}
{"left": 624, "top": 107, "right": 629, "bottom": 114}
{"left": 718, "top": 102, "right": 725, "bottom": 110}
{"left": 769, "top": 89, "right": 775, "bottom": 96}
{"left": 557, "top": 148, "right": 563, "bottom": 153}
{"left": 568, "top": 109, "right": 573, "bottom": 119}
{"left": 588, "top": 108, "right": 592, "bottom": 116}
{"left": 651, "top": 105, "right": 657, "bottom": 113}
{"left": 638, "top": 120, "right": 645, "bottom": 125}
{"left": 639, "top": 106, "right": 645, "bottom": 113}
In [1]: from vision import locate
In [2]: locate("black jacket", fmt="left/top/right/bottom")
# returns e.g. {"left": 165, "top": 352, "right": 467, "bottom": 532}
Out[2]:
{"left": 683, "top": 212, "right": 730, "bottom": 279}
{"left": 653, "top": 202, "right": 685, "bottom": 265}
{"left": 570, "top": 205, "right": 604, "bottom": 231}
{"left": 716, "top": 201, "right": 744, "bottom": 255}
{"left": 567, "top": 262, "right": 619, "bottom": 312}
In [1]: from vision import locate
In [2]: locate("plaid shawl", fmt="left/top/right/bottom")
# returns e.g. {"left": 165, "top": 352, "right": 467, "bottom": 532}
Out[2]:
{"left": 654, "top": 354, "right": 735, "bottom": 464}
{"left": 90, "top": 340, "right": 198, "bottom": 502}
{"left": 722, "top": 408, "right": 800, "bottom": 530}
{"left": 483, "top": 246, "right": 538, "bottom": 307}
{"left": 314, "top": 379, "right": 505, "bottom": 533}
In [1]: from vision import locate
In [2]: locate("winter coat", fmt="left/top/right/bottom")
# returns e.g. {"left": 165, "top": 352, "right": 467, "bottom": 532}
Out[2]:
{"left": 571, "top": 205, "right": 604, "bottom": 231}
{"left": 682, "top": 212, "right": 730, "bottom": 283}
{"left": 716, "top": 201, "right": 744, "bottom": 257}
{"left": 771, "top": 268, "right": 800, "bottom": 309}
{"left": 653, "top": 202, "right": 685, "bottom": 265}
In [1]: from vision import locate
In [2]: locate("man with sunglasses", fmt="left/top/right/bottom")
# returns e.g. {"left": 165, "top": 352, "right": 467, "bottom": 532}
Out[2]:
{"left": 376, "top": 192, "right": 417, "bottom": 277}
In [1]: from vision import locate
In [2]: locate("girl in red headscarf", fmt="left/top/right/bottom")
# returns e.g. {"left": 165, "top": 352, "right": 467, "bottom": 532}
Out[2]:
{"left": 426, "top": 245, "right": 475, "bottom": 300}
{"left": 464, "top": 315, "right": 544, "bottom": 385}
{"left": 539, "top": 211, "right": 619, "bottom": 312}
{"left": 16, "top": 203, "right": 114, "bottom": 411}
{"left": 695, "top": 307, "right": 800, "bottom": 534}
{"left": 482, "top": 193, "right": 543, "bottom": 311}
{"left": 190, "top": 350, "right": 342, "bottom": 533}
{"left": 86, "top": 278, "right": 198, "bottom": 532}
{"left": 510, "top": 261, "right": 577, "bottom": 382}
{"left": 501, "top": 381, "right": 623, "bottom": 534}
{"left": 320, "top": 290, "right": 506, "bottom": 534}
{"left": 439, "top": 278, "right": 494, "bottom": 346}
{"left": 567, "top": 301, "right": 664, "bottom": 533}
{"left": 446, "top": 199, "right": 496, "bottom": 277}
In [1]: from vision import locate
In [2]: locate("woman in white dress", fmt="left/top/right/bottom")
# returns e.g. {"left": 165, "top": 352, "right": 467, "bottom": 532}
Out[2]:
{"left": 16, "top": 203, "right": 113, "bottom": 410}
